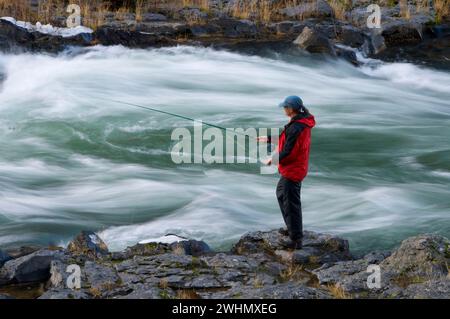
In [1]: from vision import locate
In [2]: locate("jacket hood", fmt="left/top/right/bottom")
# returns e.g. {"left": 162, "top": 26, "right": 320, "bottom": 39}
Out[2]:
{"left": 294, "top": 115, "right": 316, "bottom": 128}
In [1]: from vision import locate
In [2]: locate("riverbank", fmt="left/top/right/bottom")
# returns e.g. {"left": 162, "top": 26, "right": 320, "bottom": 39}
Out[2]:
{"left": 0, "top": 1, "right": 449, "bottom": 68}
{"left": 0, "top": 229, "right": 449, "bottom": 299}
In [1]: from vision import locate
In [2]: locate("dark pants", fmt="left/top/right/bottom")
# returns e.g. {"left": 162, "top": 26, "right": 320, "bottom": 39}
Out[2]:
{"left": 276, "top": 176, "right": 303, "bottom": 241}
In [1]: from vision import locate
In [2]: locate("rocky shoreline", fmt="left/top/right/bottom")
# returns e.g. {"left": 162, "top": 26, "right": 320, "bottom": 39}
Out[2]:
{"left": 0, "top": 229, "right": 448, "bottom": 299}
{"left": 0, "top": 1, "right": 449, "bottom": 68}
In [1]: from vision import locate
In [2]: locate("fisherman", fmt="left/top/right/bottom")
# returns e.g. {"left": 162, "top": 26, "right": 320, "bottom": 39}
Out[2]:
{"left": 260, "top": 96, "right": 316, "bottom": 249}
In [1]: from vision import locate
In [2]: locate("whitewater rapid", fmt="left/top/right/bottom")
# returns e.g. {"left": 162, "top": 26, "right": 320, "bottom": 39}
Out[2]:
{"left": 0, "top": 45, "right": 449, "bottom": 253}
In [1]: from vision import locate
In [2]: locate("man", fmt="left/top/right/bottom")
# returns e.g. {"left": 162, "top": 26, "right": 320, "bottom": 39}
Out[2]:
{"left": 261, "top": 96, "right": 316, "bottom": 250}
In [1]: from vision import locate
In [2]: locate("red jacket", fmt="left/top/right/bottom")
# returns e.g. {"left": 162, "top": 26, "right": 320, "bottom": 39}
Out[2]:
{"left": 277, "top": 115, "right": 316, "bottom": 182}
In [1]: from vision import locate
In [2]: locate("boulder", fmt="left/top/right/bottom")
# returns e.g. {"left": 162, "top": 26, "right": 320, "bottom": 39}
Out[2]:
{"left": 0, "top": 250, "right": 12, "bottom": 267}
{"left": 4, "top": 246, "right": 41, "bottom": 259}
{"left": 380, "top": 234, "right": 450, "bottom": 280}
{"left": 273, "top": 21, "right": 306, "bottom": 35}
{"left": 67, "top": 231, "right": 109, "bottom": 259}
{"left": 381, "top": 22, "right": 423, "bottom": 47}
{"left": 0, "top": 249, "right": 60, "bottom": 285}
{"left": 232, "top": 229, "right": 351, "bottom": 266}
{"left": 363, "top": 31, "right": 386, "bottom": 55}
{"left": 93, "top": 27, "right": 174, "bottom": 48}
{"left": 170, "top": 240, "right": 213, "bottom": 256}
{"left": 0, "top": 19, "right": 92, "bottom": 53}
{"left": 337, "top": 26, "right": 365, "bottom": 48}
{"left": 335, "top": 46, "right": 359, "bottom": 66}
{"left": 142, "top": 13, "right": 168, "bottom": 22}
{"left": 279, "top": 0, "right": 334, "bottom": 19}
{"left": 293, "top": 26, "right": 336, "bottom": 56}
{"left": 209, "top": 18, "right": 258, "bottom": 38}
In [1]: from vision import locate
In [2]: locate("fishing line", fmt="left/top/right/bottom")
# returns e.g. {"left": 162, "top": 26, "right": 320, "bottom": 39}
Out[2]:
{"left": 97, "top": 98, "right": 265, "bottom": 226}
{"left": 105, "top": 99, "right": 251, "bottom": 137}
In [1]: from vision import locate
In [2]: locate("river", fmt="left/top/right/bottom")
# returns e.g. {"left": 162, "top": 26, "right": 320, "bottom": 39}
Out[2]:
{"left": 0, "top": 45, "right": 449, "bottom": 254}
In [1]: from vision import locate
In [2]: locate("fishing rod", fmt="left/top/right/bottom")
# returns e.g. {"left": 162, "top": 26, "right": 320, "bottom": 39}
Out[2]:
{"left": 105, "top": 99, "right": 252, "bottom": 138}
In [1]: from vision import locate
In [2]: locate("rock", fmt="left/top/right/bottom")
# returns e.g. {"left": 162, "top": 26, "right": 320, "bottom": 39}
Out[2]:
{"left": 0, "top": 19, "right": 92, "bottom": 53}
{"left": 0, "top": 293, "right": 15, "bottom": 299}
{"left": 335, "top": 46, "right": 359, "bottom": 66}
{"left": 93, "top": 27, "right": 174, "bottom": 48}
{"left": 381, "top": 21, "right": 423, "bottom": 47}
{"left": 395, "top": 279, "right": 450, "bottom": 299}
{"left": 293, "top": 26, "right": 336, "bottom": 56}
{"left": 279, "top": 0, "right": 334, "bottom": 19}
{"left": 233, "top": 229, "right": 351, "bottom": 266}
{"left": 337, "top": 26, "right": 365, "bottom": 47}
{"left": 142, "top": 13, "right": 168, "bottom": 22}
{"left": 363, "top": 31, "right": 386, "bottom": 55}
{"left": 0, "top": 250, "right": 12, "bottom": 267}
{"left": 380, "top": 234, "right": 450, "bottom": 280}
{"left": 4, "top": 246, "right": 41, "bottom": 259}
{"left": 273, "top": 21, "right": 306, "bottom": 35}
{"left": 84, "top": 261, "right": 121, "bottom": 292}
{"left": 135, "top": 22, "right": 190, "bottom": 37}
{"left": 209, "top": 18, "right": 258, "bottom": 38}
{"left": 176, "top": 8, "right": 209, "bottom": 23}
{"left": 113, "top": 284, "right": 162, "bottom": 299}
{"left": 67, "top": 231, "right": 109, "bottom": 259}
{"left": 38, "top": 288, "right": 90, "bottom": 299}
{"left": 0, "top": 249, "right": 60, "bottom": 285}
{"left": 198, "top": 281, "right": 332, "bottom": 299}
{"left": 170, "top": 240, "right": 213, "bottom": 256}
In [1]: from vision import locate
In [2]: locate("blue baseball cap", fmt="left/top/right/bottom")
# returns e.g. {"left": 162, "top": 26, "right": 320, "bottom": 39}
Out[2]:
{"left": 278, "top": 96, "right": 304, "bottom": 111}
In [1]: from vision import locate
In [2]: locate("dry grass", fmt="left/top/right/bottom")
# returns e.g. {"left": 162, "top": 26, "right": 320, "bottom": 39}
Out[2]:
{"left": 433, "top": 0, "right": 449, "bottom": 23}
{"left": 279, "top": 264, "right": 305, "bottom": 282}
{"left": 176, "top": 289, "right": 200, "bottom": 299}
{"left": 159, "top": 277, "right": 169, "bottom": 289}
{"left": 328, "top": 0, "right": 348, "bottom": 20}
{"left": 399, "top": 0, "right": 411, "bottom": 19}
{"left": 327, "top": 283, "right": 352, "bottom": 299}
{"left": 0, "top": 0, "right": 447, "bottom": 28}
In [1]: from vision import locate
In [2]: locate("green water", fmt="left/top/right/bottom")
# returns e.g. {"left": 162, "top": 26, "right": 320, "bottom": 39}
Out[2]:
{"left": 0, "top": 45, "right": 449, "bottom": 254}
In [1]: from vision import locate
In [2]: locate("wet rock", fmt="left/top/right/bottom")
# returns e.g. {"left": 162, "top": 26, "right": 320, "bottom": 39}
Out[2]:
{"left": 135, "top": 22, "right": 190, "bottom": 37}
{"left": 273, "top": 21, "right": 306, "bottom": 35}
{"left": 335, "top": 46, "right": 359, "bottom": 66}
{"left": 382, "top": 21, "right": 423, "bottom": 47}
{"left": 0, "top": 249, "right": 60, "bottom": 285}
{"left": 293, "top": 26, "right": 336, "bottom": 56}
{"left": 67, "top": 231, "right": 109, "bottom": 259}
{"left": 209, "top": 18, "right": 258, "bottom": 38}
{"left": 93, "top": 27, "right": 174, "bottom": 48}
{"left": 337, "top": 26, "right": 365, "bottom": 48}
{"left": 0, "top": 19, "right": 92, "bottom": 53}
{"left": 364, "top": 31, "right": 386, "bottom": 55}
{"left": 0, "top": 293, "right": 14, "bottom": 299}
{"left": 0, "top": 250, "right": 12, "bottom": 267}
{"left": 4, "top": 246, "right": 41, "bottom": 259}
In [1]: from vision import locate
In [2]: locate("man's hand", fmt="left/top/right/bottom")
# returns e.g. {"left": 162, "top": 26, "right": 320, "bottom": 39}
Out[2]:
{"left": 257, "top": 136, "right": 270, "bottom": 143}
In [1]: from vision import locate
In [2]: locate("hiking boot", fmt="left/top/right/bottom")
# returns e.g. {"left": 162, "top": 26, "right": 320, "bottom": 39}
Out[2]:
{"left": 279, "top": 238, "right": 303, "bottom": 250}
{"left": 278, "top": 228, "right": 289, "bottom": 236}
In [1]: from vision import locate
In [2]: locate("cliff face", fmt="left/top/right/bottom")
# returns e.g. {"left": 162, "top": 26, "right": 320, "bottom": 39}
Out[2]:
{"left": 0, "top": 229, "right": 449, "bottom": 299}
